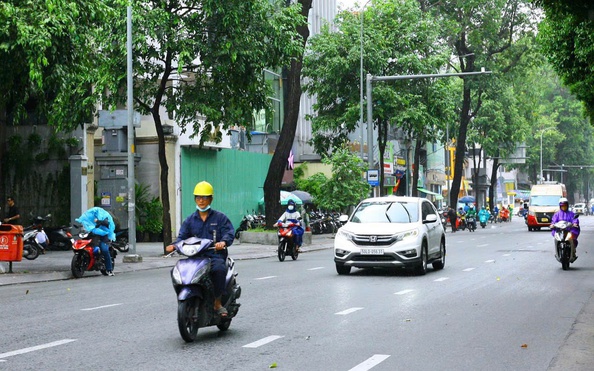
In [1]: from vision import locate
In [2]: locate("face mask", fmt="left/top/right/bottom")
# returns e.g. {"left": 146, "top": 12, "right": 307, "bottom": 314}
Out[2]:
{"left": 196, "top": 205, "right": 211, "bottom": 212}
{"left": 288, "top": 205, "right": 294, "bottom": 211}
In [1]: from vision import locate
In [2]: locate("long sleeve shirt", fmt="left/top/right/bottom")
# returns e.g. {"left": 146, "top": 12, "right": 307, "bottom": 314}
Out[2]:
{"left": 174, "top": 209, "right": 235, "bottom": 247}
{"left": 551, "top": 209, "right": 580, "bottom": 237}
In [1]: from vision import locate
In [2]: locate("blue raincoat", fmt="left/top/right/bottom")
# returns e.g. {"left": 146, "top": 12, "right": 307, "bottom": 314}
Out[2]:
{"left": 76, "top": 207, "right": 116, "bottom": 241}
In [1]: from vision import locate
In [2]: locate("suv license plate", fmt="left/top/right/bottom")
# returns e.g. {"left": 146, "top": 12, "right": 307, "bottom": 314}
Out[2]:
{"left": 541, "top": 217, "right": 549, "bottom": 222}
{"left": 361, "top": 248, "right": 384, "bottom": 255}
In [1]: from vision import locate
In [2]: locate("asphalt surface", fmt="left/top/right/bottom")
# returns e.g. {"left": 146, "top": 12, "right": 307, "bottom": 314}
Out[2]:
{"left": 1, "top": 227, "right": 594, "bottom": 369}
{"left": 0, "top": 234, "right": 336, "bottom": 286}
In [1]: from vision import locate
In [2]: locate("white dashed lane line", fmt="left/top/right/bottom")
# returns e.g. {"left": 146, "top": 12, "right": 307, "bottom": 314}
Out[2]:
{"left": 0, "top": 339, "right": 77, "bottom": 360}
{"left": 242, "top": 335, "right": 284, "bottom": 348}
{"left": 81, "top": 303, "right": 123, "bottom": 311}
{"left": 394, "top": 289, "right": 414, "bottom": 295}
{"left": 463, "top": 268, "right": 476, "bottom": 271}
{"left": 335, "top": 307, "right": 364, "bottom": 315}
{"left": 348, "top": 354, "right": 391, "bottom": 371}
{"left": 254, "top": 276, "right": 277, "bottom": 280}
{"left": 477, "top": 244, "right": 489, "bottom": 247}
{"left": 434, "top": 277, "right": 449, "bottom": 282}
{"left": 485, "top": 259, "right": 496, "bottom": 263}
{"left": 307, "top": 267, "right": 325, "bottom": 271}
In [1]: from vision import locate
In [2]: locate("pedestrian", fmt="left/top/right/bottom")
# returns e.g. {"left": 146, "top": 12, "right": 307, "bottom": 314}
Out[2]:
{"left": 165, "top": 181, "right": 235, "bottom": 317}
{"left": 447, "top": 206, "right": 457, "bottom": 233}
{"left": 3, "top": 196, "right": 21, "bottom": 225}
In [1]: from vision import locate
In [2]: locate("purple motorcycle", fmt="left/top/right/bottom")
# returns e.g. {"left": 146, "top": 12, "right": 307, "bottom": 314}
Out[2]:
{"left": 170, "top": 237, "right": 241, "bottom": 342}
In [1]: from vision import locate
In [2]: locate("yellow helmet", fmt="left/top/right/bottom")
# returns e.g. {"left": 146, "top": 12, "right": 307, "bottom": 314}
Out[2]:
{"left": 193, "top": 181, "right": 214, "bottom": 196}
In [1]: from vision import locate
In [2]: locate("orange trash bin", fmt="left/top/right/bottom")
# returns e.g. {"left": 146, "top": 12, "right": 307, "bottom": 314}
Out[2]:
{"left": 0, "top": 224, "right": 24, "bottom": 262}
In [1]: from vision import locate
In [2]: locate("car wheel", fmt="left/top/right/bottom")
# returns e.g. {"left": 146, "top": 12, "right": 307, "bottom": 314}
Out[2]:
{"left": 336, "top": 263, "right": 351, "bottom": 275}
{"left": 416, "top": 243, "right": 428, "bottom": 275}
{"left": 432, "top": 239, "right": 446, "bottom": 270}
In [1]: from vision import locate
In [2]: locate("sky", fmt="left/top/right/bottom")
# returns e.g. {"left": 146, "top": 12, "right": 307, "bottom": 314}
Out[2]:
{"left": 337, "top": 0, "right": 359, "bottom": 10}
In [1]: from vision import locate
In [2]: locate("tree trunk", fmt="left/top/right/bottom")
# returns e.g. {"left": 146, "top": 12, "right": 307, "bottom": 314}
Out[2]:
{"left": 449, "top": 78, "right": 472, "bottom": 208}
{"left": 264, "top": 0, "right": 312, "bottom": 228}
{"left": 489, "top": 158, "right": 500, "bottom": 211}
{"left": 411, "top": 137, "right": 422, "bottom": 197}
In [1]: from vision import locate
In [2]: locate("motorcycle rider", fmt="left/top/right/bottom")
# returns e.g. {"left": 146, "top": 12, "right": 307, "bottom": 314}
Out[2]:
{"left": 165, "top": 181, "right": 235, "bottom": 318}
{"left": 466, "top": 204, "right": 477, "bottom": 229}
{"left": 76, "top": 207, "right": 116, "bottom": 276}
{"left": 550, "top": 197, "right": 580, "bottom": 262}
{"left": 277, "top": 199, "right": 304, "bottom": 251}
{"left": 478, "top": 206, "right": 490, "bottom": 226}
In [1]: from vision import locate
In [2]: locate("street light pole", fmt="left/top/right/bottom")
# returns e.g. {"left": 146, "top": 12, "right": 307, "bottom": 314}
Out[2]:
{"left": 360, "top": 0, "right": 372, "bottom": 161}
{"left": 539, "top": 128, "right": 553, "bottom": 184}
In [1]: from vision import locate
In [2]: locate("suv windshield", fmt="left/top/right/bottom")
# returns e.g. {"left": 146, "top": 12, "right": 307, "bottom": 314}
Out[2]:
{"left": 530, "top": 195, "right": 561, "bottom": 206}
{"left": 351, "top": 201, "right": 418, "bottom": 223}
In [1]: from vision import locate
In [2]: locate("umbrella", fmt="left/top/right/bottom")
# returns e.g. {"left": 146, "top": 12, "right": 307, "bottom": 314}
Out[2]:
{"left": 258, "top": 191, "right": 303, "bottom": 205}
{"left": 291, "top": 190, "right": 313, "bottom": 204}
{"left": 459, "top": 196, "right": 475, "bottom": 204}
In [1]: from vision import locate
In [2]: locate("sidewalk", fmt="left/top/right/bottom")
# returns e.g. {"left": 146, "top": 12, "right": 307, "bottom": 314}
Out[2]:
{"left": 0, "top": 234, "right": 336, "bottom": 286}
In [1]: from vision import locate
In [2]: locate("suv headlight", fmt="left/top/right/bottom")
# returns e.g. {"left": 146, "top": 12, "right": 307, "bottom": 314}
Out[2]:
{"left": 336, "top": 229, "right": 354, "bottom": 242}
{"left": 395, "top": 229, "right": 418, "bottom": 242}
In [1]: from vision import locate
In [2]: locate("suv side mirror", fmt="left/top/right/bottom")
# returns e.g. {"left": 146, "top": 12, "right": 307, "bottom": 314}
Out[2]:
{"left": 339, "top": 214, "right": 349, "bottom": 225}
{"left": 424, "top": 214, "right": 438, "bottom": 223}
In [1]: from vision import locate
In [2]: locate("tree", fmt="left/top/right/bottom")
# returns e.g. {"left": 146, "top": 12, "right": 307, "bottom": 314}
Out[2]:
{"left": 0, "top": 0, "right": 111, "bottom": 197}
{"left": 311, "top": 146, "right": 370, "bottom": 213}
{"left": 421, "top": 0, "right": 539, "bottom": 209}
{"left": 92, "top": 0, "right": 305, "bottom": 248}
{"left": 263, "top": 0, "right": 313, "bottom": 229}
{"left": 537, "top": 3, "right": 594, "bottom": 121}
{"left": 303, "top": 0, "right": 453, "bottom": 196}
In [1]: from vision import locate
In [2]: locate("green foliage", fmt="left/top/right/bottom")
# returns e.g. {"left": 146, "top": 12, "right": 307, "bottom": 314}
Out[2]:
{"left": 144, "top": 197, "right": 164, "bottom": 234}
{"left": 314, "top": 147, "right": 370, "bottom": 212}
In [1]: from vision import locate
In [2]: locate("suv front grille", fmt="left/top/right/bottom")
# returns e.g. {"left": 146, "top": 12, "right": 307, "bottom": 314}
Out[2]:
{"left": 352, "top": 235, "right": 395, "bottom": 246}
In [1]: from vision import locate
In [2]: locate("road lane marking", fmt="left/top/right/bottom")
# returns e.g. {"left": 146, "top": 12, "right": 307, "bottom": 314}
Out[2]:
{"left": 434, "top": 277, "right": 449, "bottom": 282}
{"left": 81, "top": 303, "right": 123, "bottom": 311}
{"left": 485, "top": 260, "right": 495, "bottom": 263}
{"left": 254, "top": 276, "right": 277, "bottom": 280}
{"left": 463, "top": 268, "right": 476, "bottom": 272}
{"left": 477, "top": 244, "right": 489, "bottom": 247}
{"left": 348, "top": 354, "right": 391, "bottom": 371}
{"left": 243, "top": 335, "right": 284, "bottom": 348}
{"left": 394, "top": 289, "right": 414, "bottom": 295}
{"left": 0, "top": 339, "right": 77, "bottom": 359}
{"left": 307, "top": 267, "right": 324, "bottom": 271}
{"left": 503, "top": 253, "right": 511, "bottom": 256}
{"left": 335, "top": 307, "right": 364, "bottom": 315}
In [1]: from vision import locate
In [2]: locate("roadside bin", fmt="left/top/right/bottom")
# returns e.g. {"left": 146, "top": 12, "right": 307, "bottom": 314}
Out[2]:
{"left": 0, "top": 224, "right": 24, "bottom": 262}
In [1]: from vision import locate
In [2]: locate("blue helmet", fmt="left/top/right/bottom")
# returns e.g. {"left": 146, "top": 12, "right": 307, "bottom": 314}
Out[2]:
{"left": 287, "top": 199, "right": 296, "bottom": 206}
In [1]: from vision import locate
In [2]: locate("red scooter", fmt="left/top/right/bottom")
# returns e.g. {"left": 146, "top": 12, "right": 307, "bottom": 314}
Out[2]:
{"left": 277, "top": 222, "right": 299, "bottom": 262}
{"left": 70, "top": 226, "right": 128, "bottom": 278}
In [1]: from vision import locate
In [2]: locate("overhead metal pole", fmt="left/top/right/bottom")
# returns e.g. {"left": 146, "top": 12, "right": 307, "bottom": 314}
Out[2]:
{"left": 359, "top": 0, "right": 372, "bottom": 161}
{"left": 126, "top": 4, "right": 137, "bottom": 255}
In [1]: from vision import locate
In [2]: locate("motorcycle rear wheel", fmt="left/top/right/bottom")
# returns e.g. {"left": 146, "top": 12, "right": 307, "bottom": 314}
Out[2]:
{"left": 23, "top": 243, "right": 40, "bottom": 260}
{"left": 278, "top": 241, "right": 286, "bottom": 262}
{"left": 291, "top": 242, "right": 299, "bottom": 260}
{"left": 71, "top": 253, "right": 88, "bottom": 278}
{"left": 178, "top": 298, "right": 200, "bottom": 342}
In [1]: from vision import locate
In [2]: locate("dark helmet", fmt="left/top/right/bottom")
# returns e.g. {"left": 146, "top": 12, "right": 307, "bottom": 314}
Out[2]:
{"left": 287, "top": 199, "right": 296, "bottom": 206}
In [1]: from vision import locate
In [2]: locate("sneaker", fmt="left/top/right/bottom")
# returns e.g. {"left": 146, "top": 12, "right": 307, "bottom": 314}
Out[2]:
{"left": 107, "top": 271, "right": 115, "bottom": 276}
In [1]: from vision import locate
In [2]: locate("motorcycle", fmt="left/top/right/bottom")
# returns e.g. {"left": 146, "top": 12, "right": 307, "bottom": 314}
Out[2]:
{"left": 479, "top": 213, "right": 489, "bottom": 228}
{"left": 170, "top": 237, "right": 241, "bottom": 342}
{"left": 277, "top": 222, "right": 299, "bottom": 262}
{"left": 70, "top": 224, "right": 128, "bottom": 278}
{"left": 466, "top": 215, "right": 476, "bottom": 232}
{"left": 46, "top": 224, "right": 74, "bottom": 251}
{"left": 22, "top": 213, "right": 51, "bottom": 260}
{"left": 551, "top": 218, "right": 579, "bottom": 270}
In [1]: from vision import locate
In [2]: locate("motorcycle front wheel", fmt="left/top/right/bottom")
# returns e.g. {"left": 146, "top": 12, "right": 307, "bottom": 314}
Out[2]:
{"left": 278, "top": 240, "right": 286, "bottom": 262}
{"left": 71, "top": 252, "right": 88, "bottom": 278}
{"left": 178, "top": 298, "right": 200, "bottom": 342}
{"left": 23, "top": 242, "right": 40, "bottom": 260}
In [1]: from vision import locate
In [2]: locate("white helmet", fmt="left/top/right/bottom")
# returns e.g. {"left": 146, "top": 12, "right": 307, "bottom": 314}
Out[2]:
{"left": 559, "top": 197, "right": 569, "bottom": 206}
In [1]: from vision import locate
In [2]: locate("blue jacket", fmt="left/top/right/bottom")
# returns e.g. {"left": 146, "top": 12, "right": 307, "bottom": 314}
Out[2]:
{"left": 76, "top": 207, "right": 116, "bottom": 241}
{"left": 175, "top": 209, "right": 235, "bottom": 247}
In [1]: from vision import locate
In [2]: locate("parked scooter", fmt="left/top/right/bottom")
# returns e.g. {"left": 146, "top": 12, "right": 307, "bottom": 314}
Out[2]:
{"left": 277, "top": 222, "right": 299, "bottom": 262}
{"left": 22, "top": 213, "right": 51, "bottom": 260}
{"left": 46, "top": 224, "right": 74, "bottom": 251}
{"left": 551, "top": 216, "right": 579, "bottom": 270}
{"left": 70, "top": 223, "right": 128, "bottom": 278}
{"left": 169, "top": 237, "right": 241, "bottom": 342}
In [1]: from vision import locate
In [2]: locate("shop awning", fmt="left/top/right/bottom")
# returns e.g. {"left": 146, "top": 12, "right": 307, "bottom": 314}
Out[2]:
{"left": 417, "top": 188, "right": 444, "bottom": 200}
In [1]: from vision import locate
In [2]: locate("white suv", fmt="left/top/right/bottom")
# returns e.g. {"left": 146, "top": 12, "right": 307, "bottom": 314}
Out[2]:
{"left": 573, "top": 202, "right": 586, "bottom": 215}
{"left": 334, "top": 196, "right": 446, "bottom": 275}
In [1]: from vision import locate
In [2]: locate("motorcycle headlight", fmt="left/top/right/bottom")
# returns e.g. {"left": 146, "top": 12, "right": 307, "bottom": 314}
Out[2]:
{"left": 180, "top": 244, "right": 199, "bottom": 256}
{"left": 171, "top": 266, "right": 182, "bottom": 285}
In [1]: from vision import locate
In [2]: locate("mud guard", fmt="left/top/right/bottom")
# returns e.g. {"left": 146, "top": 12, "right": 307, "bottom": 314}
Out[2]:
{"left": 178, "top": 286, "right": 204, "bottom": 301}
